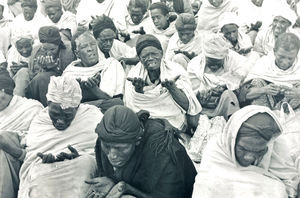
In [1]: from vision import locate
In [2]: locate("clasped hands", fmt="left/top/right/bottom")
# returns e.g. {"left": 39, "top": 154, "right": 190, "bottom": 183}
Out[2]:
{"left": 85, "top": 177, "right": 128, "bottom": 198}
{"left": 197, "top": 85, "right": 226, "bottom": 108}
{"left": 262, "top": 83, "right": 300, "bottom": 98}
{"left": 174, "top": 50, "right": 196, "bottom": 60}
{"left": 127, "top": 75, "right": 180, "bottom": 94}
{"left": 37, "top": 145, "right": 79, "bottom": 164}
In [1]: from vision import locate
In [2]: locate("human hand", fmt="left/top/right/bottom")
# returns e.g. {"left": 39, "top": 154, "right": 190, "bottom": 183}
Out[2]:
{"left": 161, "top": 75, "right": 180, "bottom": 90}
{"left": 82, "top": 73, "right": 101, "bottom": 89}
{"left": 37, "top": 152, "right": 56, "bottom": 164}
{"left": 285, "top": 87, "right": 300, "bottom": 99}
{"left": 106, "top": 181, "right": 126, "bottom": 198}
{"left": 36, "top": 55, "right": 59, "bottom": 70}
{"left": 210, "top": 85, "right": 226, "bottom": 96}
{"left": 238, "top": 47, "right": 252, "bottom": 55}
{"left": 56, "top": 145, "right": 80, "bottom": 161}
{"left": 127, "top": 77, "right": 146, "bottom": 94}
{"left": 85, "top": 177, "right": 115, "bottom": 198}
{"left": 264, "top": 84, "right": 281, "bottom": 96}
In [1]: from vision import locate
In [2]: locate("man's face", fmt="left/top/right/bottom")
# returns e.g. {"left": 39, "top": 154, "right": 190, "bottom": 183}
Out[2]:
{"left": 46, "top": 6, "right": 63, "bottom": 23}
{"left": 221, "top": 24, "right": 239, "bottom": 44}
{"left": 0, "top": 91, "right": 13, "bottom": 111}
{"left": 96, "top": 29, "right": 116, "bottom": 54}
{"left": 139, "top": 46, "right": 163, "bottom": 71}
{"left": 16, "top": 38, "right": 33, "bottom": 58}
{"left": 101, "top": 141, "right": 136, "bottom": 168}
{"left": 76, "top": 33, "right": 99, "bottom": 67}
{"left": 272, "top": 16, "right": 291, "bottom": 38}
{"left": 251, "top": 0, "right": 264, "bottom": 7}
{"left": 21, "top": 5, "right": 37, "bottom": 21}
{"left": 150, "top": 8, "right": 169, "bottom": 30}
{"left": 235, "top": 136, "right": 268, "bottom": 167}
{"left": 178, "top": 29, "right": 195, "bottom": 44}
{"left": 41, "top": 43, "right": 60, "bottom": 58}
{"left": 274, "top": 47, "right": 299, "bottom": 70}
{"left": 48, "top": 102, "right": 78, "bottom": 131}
{"left": 208, "top": 0, "right": 224, "bottom": 7}
{"left": 205, "top": 57, "right": 224, "bottom": 72}
{"left": 129, "top": 7, "right": 144, "bottom": 25}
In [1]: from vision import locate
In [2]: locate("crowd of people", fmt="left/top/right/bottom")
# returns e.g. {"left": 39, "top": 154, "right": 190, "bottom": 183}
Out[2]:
{"left": 1, "top": 0, "right": 300, "bottom": 197}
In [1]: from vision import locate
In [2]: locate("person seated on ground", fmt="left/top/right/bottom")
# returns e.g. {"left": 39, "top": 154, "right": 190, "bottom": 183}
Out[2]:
{"left": 63, "top": 29, "right": 125, "bottom": 113}
{"left": 124, "top": 0, "right": 152, "bottom": 47}
{"left": 25, "top": 26, "right": 75, "bottom": 107}
{"left": 219, "top": 12, "right": 253, "bottom": 56}
{"left": 6, "top": 34, "right": 33, "bottom": 96}
{"left": 253, "top": 6, "right": 297, "bottom": 57}
{"left": 18, "top": 75, "right": 103, "bottom": 198}
{"left": 187, "top": 34, "right": 248, "bottom": 122}
{"left": 43, "top": 0, "right": 77, "bottom": 48}
{"left": 165, "top": 13, "right": 203, "bottom": 69}
{"left": 86, "top": 105, "right": 196, "bottom": 198}
{"left": 91, "top": 15, "right": 139, "bottom": 73}
{"left": 0, "top": 69, "right": 43, "bottom": 198}
{"left": 124, "top": 34, "right": 202, "bottom": 130}
{"left": 192, "top": 105, "right": 299, "bottom": 198}
{"left": 0, "top": 1, "right": 12, "bottom": 58}
{"left": 239, "top": 33, "right": 300, "bottom": 111}
{"left": 147, "top": 2, "right": 177, "bottom": 51}
{"left": 196, "top": 0, "right": 239, "bottom": 33}
{"left": 11, "top": 0, "right": 45, "bottom": 44}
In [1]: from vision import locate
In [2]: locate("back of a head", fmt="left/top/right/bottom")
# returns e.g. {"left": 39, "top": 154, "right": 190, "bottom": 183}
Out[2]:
{"left": 149, "top": 2, "right": 169, "bottom": 16}
{"left": 274, "top": 33, "right": 300, "bottom": 52}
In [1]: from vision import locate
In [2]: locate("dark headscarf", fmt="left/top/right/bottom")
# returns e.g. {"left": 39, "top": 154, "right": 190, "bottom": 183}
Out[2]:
{"left": 136, "top": 34, "right": 163, "bottom": 56}
{"left": 0, "top": 69, "right": 15, "bottom": 95}
{"left": 237, "top": 112, "right": 280, "bottom": 141}
{"left": 92, "top": 15, "right": 117, "bottom": 39}
{"left": 96, "top": 105, "right": 144, "bottom": 143}
{"left": 39, "top": 26, "right": 64, "bottom": 47}
{"left": 21, "top": 0, "right": 37, "bottom": 7}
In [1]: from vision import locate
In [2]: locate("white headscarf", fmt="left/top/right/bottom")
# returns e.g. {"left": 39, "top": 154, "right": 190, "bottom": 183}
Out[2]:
{"left": 46, "top": 76, "right": 82, "bottom": 109}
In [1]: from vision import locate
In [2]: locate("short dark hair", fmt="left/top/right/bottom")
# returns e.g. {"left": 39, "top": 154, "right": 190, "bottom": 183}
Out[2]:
{"left": 274, "top": 33, "right": 300, "bottom": 52}
{"left": 149, "top": 2, "right": 169, "bottom": 16}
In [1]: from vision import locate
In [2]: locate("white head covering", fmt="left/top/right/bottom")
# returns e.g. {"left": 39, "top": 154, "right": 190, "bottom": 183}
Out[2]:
{"left": 218, "top": 12, "right": 240, "bottom": 30}
{"left": 46, "top": 76, "right": 82, "bottom": 109}
{"left": 271, "top": 1, "right": 297, "bottom": 25}
{"left": 203, "top": 33, "right": 229, "bottom": 59}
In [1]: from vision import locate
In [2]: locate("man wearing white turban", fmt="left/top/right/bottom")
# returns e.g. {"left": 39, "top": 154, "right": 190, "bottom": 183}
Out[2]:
{"left": 18, "top": 75, "right": 103, "bottom": 198}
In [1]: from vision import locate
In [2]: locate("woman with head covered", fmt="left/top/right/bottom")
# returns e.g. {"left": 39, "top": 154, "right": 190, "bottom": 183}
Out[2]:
{"left": 192, "top": 105, "right": 299, "bottom": 198}
{"left": 18, "top": 75, "right": 103, "bottom": 198}
{"left": 86, "top": 105, "right": 196, "bottom": 198}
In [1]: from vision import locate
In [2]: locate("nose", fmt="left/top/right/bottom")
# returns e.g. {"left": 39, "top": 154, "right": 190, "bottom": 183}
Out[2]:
{"left": 107, "top": 148, "right": 118, "bottom": 160}
{"left": 56, "top": 119, "right": 66, "bottom": 125}
{"left": 243, "top": 152, "right": 256, "bottom": 163}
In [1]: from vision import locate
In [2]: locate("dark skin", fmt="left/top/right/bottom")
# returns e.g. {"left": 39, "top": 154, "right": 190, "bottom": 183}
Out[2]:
{"left": 37, "top": 145, "right": 80, "bottom": 163}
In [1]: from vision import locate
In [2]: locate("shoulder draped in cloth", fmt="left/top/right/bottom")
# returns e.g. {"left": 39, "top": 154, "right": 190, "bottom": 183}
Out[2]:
{"left": 192, "top": 105, "right": 299, "bottom": 198}
{"left": 124, "top": 60, "right": 202, "bottom": 129}
{"left": 18, "top": 104, "right": 103, "bottom": 198}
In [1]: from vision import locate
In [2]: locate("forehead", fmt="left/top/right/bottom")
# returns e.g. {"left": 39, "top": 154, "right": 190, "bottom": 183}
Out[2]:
{"left": 101, "top": 141, "right": 133, "bottom": 148}
{"left": 16, "top": 38, "right": 32, "bottom": 46}
{"left": 178, "top": 29, "right": 195, "bottom": 34}
{"left": 151, "top": 8, "right": 164, "bottom": 16}
{"left": 222, "top": 24, "right": 238, "bottom": 32}
{"left": 140, "top": 46, "right": 161, "bottom": 56}
{"left": 77, "top": 32, "right": 96, "bottom": 44}
{"left": 48, "top": 102, "right": 76, "bottom": 114}
{"left": 46, "top": 6, "right": 60, "bottom": 13}
{"left": 206, "top": 57, "right": 224, "bottom": 64}
{"left": 129, "top": 7, "right": 143, "bottom": 14}
{"left": 236, "top": 136, "right": 268, "bottom": 151}
{"left": 99, "top": 29, "right": 116, "bottom": 38}
{"left": 273, "top": 16, "right": 290, "bottom": 23}
{"left": 275, "top": 47, "right": 298, "bottom": 57}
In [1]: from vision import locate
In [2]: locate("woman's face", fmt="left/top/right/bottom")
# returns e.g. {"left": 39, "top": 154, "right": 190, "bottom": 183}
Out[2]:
{"left": 274, "top": 47, "right": 299, "bottom": 70}
{"left": 101, "top": 141, "right": 136, "bottom": 168}
{"left": 235, "top": 135, "right": 268, "bottom": 167}
{"left": 139, "top": 46, "right": 163, "bottom": 71}
{"left": 208, "top": 0, "right": 224, "bottom": 7}
{"left": 0, "top": 91, "right": 13, "bottom": 111}
{"left": 150, "top": 8, "right": 169, "bottom": 30}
